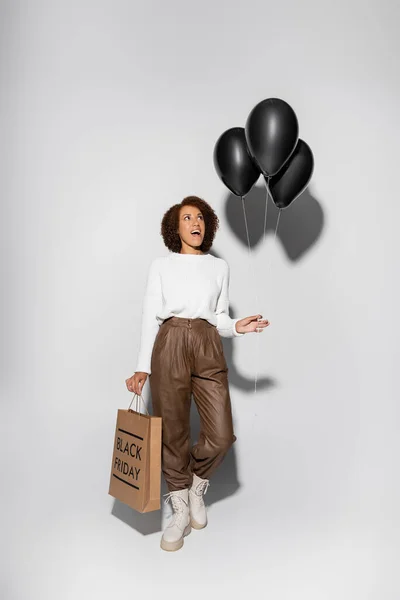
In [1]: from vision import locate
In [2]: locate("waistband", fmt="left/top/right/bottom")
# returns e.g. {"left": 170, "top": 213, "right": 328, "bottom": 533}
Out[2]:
{"left": 162, "top": 316, "right": 215, "bottom": 328}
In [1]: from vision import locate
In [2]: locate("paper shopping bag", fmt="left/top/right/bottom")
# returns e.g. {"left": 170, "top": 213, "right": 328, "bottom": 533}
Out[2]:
{"left": 108, "top": 394, "right": 162, "bottom": 513}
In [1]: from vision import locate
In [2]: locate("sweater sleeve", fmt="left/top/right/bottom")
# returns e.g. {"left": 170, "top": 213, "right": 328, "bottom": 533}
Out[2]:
{"left": 215, "top": 261, "right": 245, "bottom": 338}
{"left": 135, "top": 259, "right": 163, "bottom": 375}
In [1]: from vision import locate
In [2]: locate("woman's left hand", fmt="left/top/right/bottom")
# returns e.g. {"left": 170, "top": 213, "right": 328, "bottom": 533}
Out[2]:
{"left": 235, "top": 314, "right": 270, "bottom": 334}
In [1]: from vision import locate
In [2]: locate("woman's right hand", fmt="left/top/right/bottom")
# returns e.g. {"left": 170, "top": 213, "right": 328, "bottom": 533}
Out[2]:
{"left": 125, "top": 372, "right": 148, "bottom": 396}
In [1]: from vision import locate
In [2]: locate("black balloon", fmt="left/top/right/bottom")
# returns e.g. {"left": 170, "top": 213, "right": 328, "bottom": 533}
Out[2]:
{"left": 266, "top": 139, "right": 314, "bottom": 209}
{"left": 245, "top": 98, "right": 299, "bottom": 177}
{"left": 213, "top": 127, "right": 260, "bottom": 196}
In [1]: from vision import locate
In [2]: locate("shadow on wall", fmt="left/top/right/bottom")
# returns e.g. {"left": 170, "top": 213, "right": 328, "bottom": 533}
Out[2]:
{"left": 111, "top": 184, "right": 325, "bottom": 534}
{"left": 224, "top": 183, "right": 324, "bottom": 260}
{"left": 194, "top": 184, "right": 325, "bottom": 505}
{"left": 210, "top": 183, "right": 324, "bottom": 392}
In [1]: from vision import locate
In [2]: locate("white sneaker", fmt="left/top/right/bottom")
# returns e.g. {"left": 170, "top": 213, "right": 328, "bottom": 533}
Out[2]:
{"left": 189, "top": 473, "right": 210, "bottom": 529}
{"left": 160, "top": 489, "right": 191, "bottom": 552}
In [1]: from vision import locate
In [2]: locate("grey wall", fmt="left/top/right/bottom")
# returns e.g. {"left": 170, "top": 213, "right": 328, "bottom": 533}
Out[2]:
{"left": 1, "top": 1, "right": 399, "bottom": 598}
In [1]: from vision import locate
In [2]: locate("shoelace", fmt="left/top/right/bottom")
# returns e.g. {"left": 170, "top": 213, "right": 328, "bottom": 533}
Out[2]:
{"left": 190, "top": 479, "right": 210, "bottom": 502}
{"left": 163, "top": 492, "right": 188, "bottom": 527}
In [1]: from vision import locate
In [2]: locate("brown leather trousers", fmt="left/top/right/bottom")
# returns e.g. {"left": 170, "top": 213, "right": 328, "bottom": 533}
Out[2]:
{"left": 149, "top": 316, "right": 237, "bottom": 492}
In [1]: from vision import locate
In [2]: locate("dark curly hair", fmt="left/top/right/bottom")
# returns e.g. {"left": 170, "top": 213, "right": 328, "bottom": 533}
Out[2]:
{"left": 160, "top": 196, "right": 220, "bottom": 253}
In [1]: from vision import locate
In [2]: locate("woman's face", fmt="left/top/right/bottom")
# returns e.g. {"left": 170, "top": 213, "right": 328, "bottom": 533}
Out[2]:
{"left": 177, "top": 205, "right": 205, "bottom": 251}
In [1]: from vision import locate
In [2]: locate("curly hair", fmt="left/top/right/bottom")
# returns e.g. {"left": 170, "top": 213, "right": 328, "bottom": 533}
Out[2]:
{"left": 160, "top": 196, "right": 220, "bottom": 253}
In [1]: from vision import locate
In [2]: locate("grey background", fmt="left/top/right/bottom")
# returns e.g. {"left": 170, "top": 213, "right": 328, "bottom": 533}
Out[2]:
{"left": 1, "top": 0, "right": 399, "bottom": 598}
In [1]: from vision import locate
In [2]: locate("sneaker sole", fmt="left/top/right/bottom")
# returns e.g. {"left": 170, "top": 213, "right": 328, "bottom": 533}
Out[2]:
{"left": 160, "top": 524, "right": 191, "bottom": 552}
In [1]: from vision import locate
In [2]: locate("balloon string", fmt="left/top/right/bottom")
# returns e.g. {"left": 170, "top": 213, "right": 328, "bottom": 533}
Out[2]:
{"left": 265, "top": 180, "right": 282, "bottom": 344}
{"left": 241, "top": 182, "right": 282, "bottom": 397}
{"left": 275, "top": 210, "right": 281, "bottom": 238}
{"left": 241, "top": 190, "right": 267, "bottom": 394}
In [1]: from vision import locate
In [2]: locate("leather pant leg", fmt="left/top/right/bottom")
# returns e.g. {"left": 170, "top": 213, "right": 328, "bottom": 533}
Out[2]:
{"left": 149, "top": 317, "right": 193, "bottom": 492}
{"left": 189, "top": 320, "right": 237, "bottom": 479}
{"left": 149, "top": 317, "right": 236, "bottom": 492}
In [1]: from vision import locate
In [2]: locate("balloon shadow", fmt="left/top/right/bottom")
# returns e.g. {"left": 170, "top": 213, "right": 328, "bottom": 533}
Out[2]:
{"left": 224, "top": 183, "right": 324, "bottom": 260}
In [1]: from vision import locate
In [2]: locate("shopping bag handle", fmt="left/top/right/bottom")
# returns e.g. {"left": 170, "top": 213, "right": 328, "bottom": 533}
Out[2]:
{"left": 128, "top": 392, "right": 150, "bottom": 416}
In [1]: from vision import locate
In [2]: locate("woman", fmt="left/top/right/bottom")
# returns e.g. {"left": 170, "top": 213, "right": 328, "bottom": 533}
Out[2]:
{"left": 125, "top": 196, "right": 270, "bottom": 552}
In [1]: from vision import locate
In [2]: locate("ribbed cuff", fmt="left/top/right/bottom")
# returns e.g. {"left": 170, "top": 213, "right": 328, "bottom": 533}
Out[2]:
{"left": 135, "top": 366, "right": 151, "bottom": 375}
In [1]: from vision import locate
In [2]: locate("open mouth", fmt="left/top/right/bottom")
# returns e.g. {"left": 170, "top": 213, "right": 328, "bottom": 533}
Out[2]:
{"left": 191, "top": 231, "right": 201, "bottom": 236}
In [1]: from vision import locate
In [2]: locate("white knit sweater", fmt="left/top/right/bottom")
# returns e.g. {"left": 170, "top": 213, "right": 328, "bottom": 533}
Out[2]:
{"left": 135, "top": 252, "right": 244, "bottom": 374}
